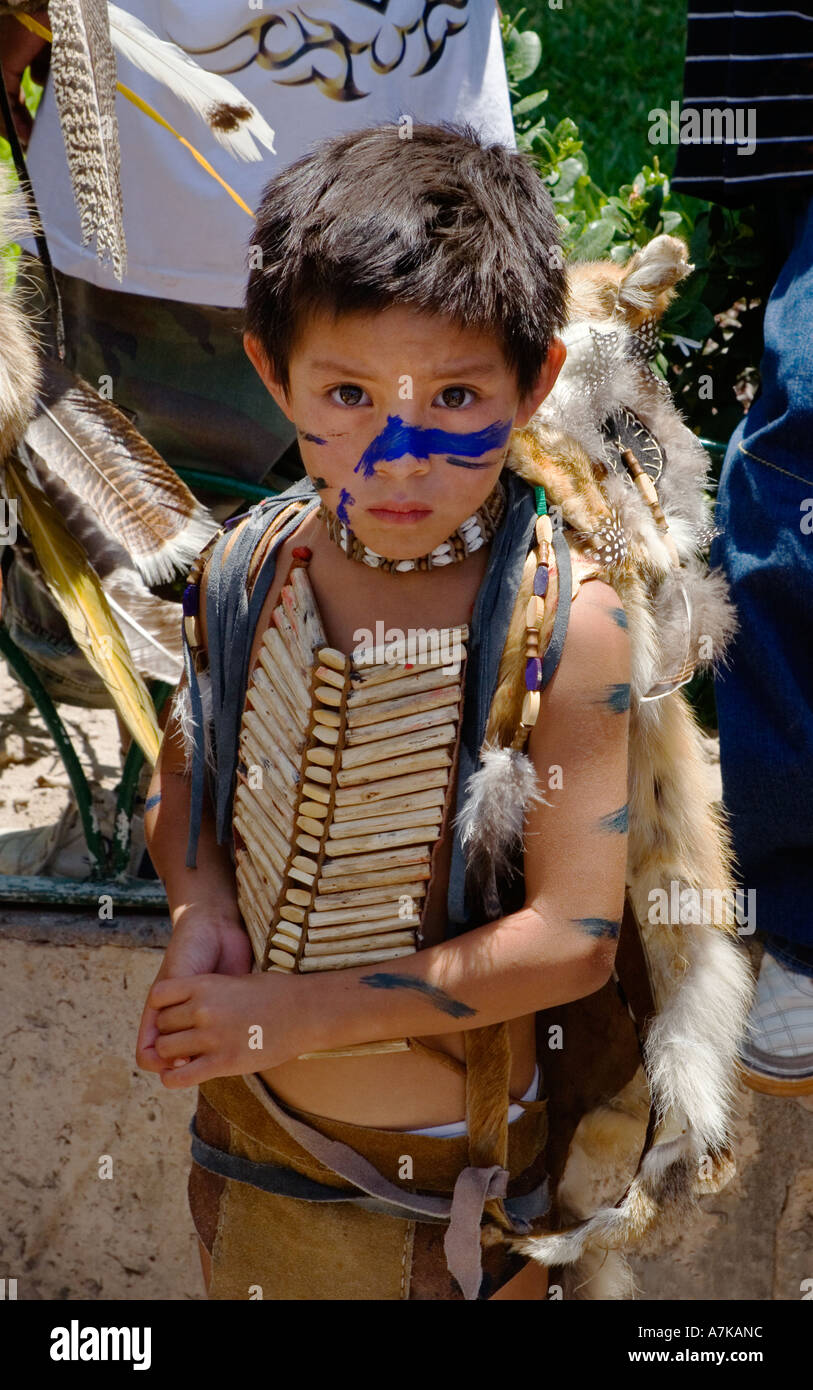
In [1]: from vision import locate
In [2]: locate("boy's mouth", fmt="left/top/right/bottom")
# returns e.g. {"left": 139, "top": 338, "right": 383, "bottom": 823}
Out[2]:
{"left": 366, "top": 503, "right": 433, "bottom": 525}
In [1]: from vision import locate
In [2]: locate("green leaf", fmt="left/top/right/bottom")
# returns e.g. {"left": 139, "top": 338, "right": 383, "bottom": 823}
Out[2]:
{"left": 504, "top": 28, "right": 542, "bottom": 83}
{"left": 642, "top": 182, "right": 665, "bottom": 228}
{"left": 551, "top": 155, "right": 588, "bottom": 197}
{"left": 672, "top": 301, "right": 717, "bottom": 340}
{"left": 661, "top": 209, "right": 684, "bottom": 233}
{"left": 551, "top": 117, "right": 581, "bottom": 145}
{"left": 573, "top": 218, "right": 618, "bottom": 259}
{"left": 513, "top": 89, "right": 549, "bottom": 115}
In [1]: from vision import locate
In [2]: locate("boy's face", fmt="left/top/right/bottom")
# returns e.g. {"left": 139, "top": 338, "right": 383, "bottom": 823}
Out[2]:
{"left": 244, "top": 303, "right": 565, "bottom": 560}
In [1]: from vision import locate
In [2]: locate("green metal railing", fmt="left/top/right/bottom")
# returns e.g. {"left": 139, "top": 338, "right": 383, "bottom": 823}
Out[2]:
{"left": 0, "top": 623, "right": 174, "bottom": 908}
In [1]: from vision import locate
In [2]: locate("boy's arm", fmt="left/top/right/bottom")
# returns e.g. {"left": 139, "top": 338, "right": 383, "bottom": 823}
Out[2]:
{"left": 142, "top": 547, "right": 242, "bottom": 936}
{"left": 150, "top": 579, "right": 631, "bottom": 1081}
{"left": 142, "top": 676, "right": 242, "bottom": 935}
{"left": 136, "top": 556, "right": 251, "bottom": 1073}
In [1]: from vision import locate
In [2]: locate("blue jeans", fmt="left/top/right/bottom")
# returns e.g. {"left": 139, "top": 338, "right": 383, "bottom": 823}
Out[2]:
{"left": 711, "top": 194, "right": 813, "bottom": 978}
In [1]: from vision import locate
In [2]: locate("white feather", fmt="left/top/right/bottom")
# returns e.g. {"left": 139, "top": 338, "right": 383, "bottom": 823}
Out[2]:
{"left": 108, "top": 5, "right": 276, "bottom": 161}
{"left": 457, "top": 746, "right": 549, "bottom": 910}
{"left": 174, "top": 668, "right": 215, "bottom": 776}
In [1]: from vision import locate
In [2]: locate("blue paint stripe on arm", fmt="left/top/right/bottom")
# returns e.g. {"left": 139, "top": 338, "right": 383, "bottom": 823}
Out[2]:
{"left": 602, "top": 683, "right": 631, "bottom": 713}
{"left": 597, "top": 803, "right": 629, "bottom": 834}
{"left": 359, "top": 972, "right": 477, "bottom": 1018}
{"left": 571, "top": 918, "right": 621, "bottom": 939}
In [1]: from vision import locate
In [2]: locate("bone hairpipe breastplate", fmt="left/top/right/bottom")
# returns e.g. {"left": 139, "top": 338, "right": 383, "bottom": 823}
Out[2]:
{"left": 233, "top": 553, "right": 468, "bottom": 994}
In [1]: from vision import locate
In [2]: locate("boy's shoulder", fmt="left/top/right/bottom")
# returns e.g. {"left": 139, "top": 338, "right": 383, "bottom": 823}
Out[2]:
{"left": 192, "top": 482, "right": 317, "bottom": 654}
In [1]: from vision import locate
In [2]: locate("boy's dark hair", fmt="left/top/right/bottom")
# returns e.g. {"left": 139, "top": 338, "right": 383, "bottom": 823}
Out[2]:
{"left": 245, "top": 121, "right": 568, "bottom": 398}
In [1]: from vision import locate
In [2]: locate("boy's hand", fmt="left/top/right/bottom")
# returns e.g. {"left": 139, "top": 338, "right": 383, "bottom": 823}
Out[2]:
{"left": 135, "top": 914, "right": 252, "bottom": 1075}
{"left": 148, "top": 970, "right": 305, "bottom": 1088}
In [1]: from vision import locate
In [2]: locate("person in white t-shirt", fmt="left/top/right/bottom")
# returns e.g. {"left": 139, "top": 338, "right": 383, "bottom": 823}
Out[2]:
{"left": 2, "top": 2, "right": 516, "bottom": 502}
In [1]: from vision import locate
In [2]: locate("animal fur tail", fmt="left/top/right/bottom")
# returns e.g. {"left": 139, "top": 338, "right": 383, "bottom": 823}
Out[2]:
{"left": 0, "top": 182, "right": 40, "bottom": 462}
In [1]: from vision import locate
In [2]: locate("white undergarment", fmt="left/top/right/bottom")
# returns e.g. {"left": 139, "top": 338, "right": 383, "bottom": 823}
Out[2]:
{"left": 400, "top": 1064, "right": 541, "bottom": 1139}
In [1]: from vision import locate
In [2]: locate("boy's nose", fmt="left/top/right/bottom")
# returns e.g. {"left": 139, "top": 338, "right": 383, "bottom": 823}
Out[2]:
{"left": 356, "top": 413, "right": 435, "bottom": 481}
{"left": 372, "top": 450, "right": 431, "bottom": 480}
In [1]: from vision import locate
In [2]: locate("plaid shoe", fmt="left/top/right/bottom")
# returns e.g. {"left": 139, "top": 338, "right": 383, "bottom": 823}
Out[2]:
{"left": 739, "top": 946, "right": 813, "bottom": 1095}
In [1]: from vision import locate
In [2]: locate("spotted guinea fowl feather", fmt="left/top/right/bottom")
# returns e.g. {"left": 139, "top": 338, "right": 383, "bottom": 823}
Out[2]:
{"left": 46, "top": 0, "right": 126, "bottom": 278}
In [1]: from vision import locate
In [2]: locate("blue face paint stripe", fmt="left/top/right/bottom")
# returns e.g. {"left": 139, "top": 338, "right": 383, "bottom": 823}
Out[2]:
{"left": 597, "top": 804, "right": 629, "bottom": 834}
{"left": 337, "top": 488, "right": 355, "bottom": 525}
{"left": 572, "top": 918, "right": 621, "bottom": 939}
{"left": 444, "top": 454, "right": 494, "bottom": 471}
{"left": 145, "top": 792, "right": 162, "bottom": 812}
{"left": 354, "top": 415, "right": 512, "bottom": 478}
{"left": 359, "top": 972, "right": 477, "bottom": 1018}
{"left": 610, "top": 607, "right": 628, "bottom": 629}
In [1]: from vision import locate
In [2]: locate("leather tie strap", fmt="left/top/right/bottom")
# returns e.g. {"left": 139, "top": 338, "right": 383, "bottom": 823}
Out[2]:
{"left": 238, "top": 1073, "right": 528, "bottom": 1300}
{"left": 444, "top": 1164, "right": 510, "bottom": 1302}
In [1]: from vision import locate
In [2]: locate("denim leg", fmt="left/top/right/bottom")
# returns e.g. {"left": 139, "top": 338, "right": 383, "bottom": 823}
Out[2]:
{"left": 711, "top": 194, "right": 813, "bottom": 976}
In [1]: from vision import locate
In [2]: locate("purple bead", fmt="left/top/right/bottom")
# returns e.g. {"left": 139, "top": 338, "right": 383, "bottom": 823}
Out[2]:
{"left": 182, "top": 582, "right": 199, "bottom": 616}
{"left": 533, "top": 565, "right": 549, "bottom": 597}
{"left": 525, "top": 656, "right": 542, "bottom": 691}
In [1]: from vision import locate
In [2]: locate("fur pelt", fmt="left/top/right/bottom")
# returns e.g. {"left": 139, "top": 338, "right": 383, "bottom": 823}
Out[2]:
{"left": 458, "top": 235, "right": 754, "bottom": 1295}
{"left": 0, "top": 186, "right": 40, "bottom": 461}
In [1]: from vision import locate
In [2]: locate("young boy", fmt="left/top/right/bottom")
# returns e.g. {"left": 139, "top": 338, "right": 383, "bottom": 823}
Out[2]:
{"left": 136, "top": 122, "right": 631, "bottom": 1301}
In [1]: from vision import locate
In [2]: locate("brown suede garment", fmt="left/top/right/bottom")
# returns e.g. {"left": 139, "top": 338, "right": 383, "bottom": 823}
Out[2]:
{"left": 189, "top": 1068, "right": 550, "bottom": 1301}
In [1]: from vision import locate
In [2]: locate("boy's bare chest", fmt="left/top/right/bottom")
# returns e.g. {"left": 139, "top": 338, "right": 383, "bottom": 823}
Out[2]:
{"left": 246, "top": 511, "right": 488, "bottom": 684}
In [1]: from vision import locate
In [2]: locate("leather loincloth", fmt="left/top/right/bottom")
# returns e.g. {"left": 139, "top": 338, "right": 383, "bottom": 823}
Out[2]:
{"left": 188, "top": 1068, "right": 551, "bottom": 1301}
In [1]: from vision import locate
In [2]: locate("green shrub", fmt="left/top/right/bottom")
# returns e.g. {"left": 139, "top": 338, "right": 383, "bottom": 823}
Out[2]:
{"left": 501, "top": 7, "right": 771, "bottom": 452}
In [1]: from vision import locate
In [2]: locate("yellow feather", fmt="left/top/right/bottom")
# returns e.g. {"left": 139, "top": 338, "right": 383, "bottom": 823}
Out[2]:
{"left": 6, "top": 455, "right": 161, "bottom": 764}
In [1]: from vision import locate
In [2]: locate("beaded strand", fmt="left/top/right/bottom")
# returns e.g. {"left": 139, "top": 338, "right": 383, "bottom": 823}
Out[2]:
{"left": 518, "top": 484, "right": 553, "bottom": 739}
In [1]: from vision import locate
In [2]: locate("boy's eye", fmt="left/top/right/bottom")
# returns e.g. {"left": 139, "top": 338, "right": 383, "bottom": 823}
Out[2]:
{"left": 434, "top": 386, "right": 476, "bottom": 409}
{"left": 330, "top": 384, "right": 370, "bottom": 407}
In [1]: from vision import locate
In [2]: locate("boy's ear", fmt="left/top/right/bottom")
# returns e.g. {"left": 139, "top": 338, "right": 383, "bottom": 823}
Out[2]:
{"left": 243, "top": 332, "right": 293, "bottom": 419}
{"left": 514, "top": 336, "right": 567, "bottom": 430}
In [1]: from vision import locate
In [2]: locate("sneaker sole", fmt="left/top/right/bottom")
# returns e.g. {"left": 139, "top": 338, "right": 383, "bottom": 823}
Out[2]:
{"left": 737, "top": 1060, "right": 813, "bottom": 1096}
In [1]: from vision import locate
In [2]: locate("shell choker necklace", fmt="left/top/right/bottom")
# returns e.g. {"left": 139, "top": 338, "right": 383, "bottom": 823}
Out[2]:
{"left": 316, "top": 478, "right": 506, "bottom": 573}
